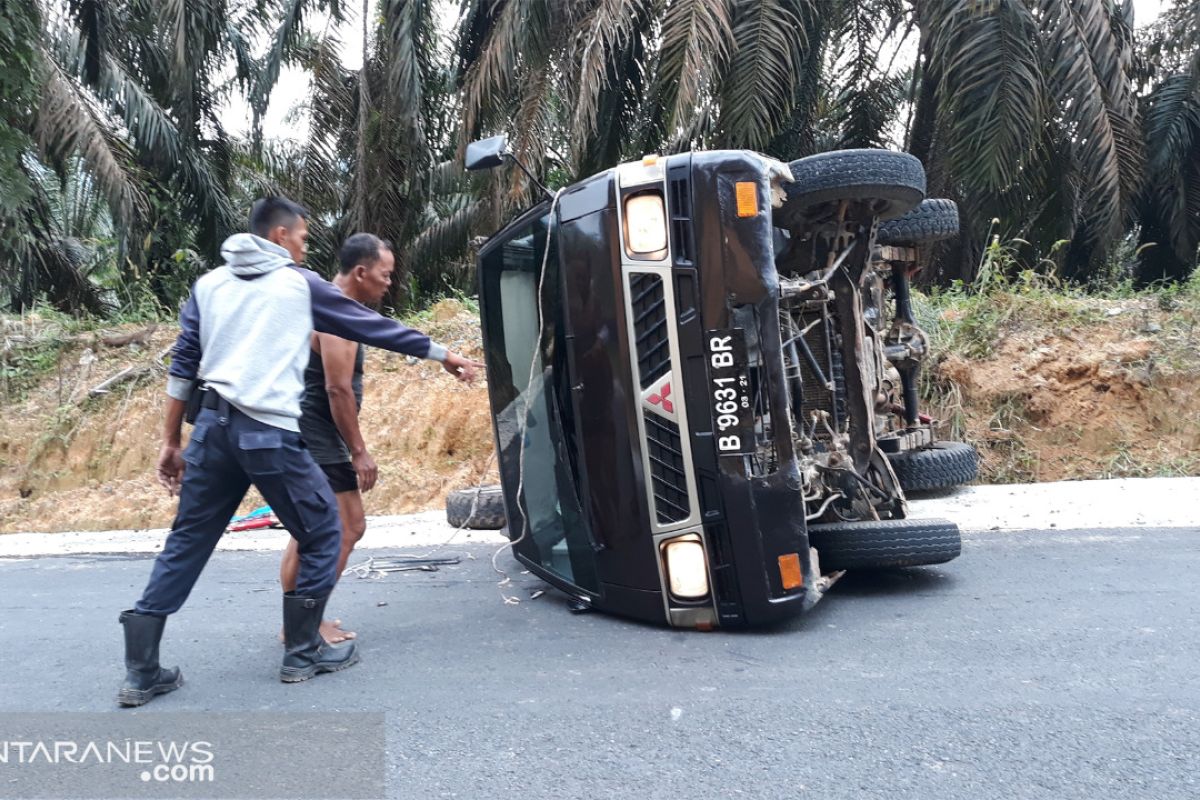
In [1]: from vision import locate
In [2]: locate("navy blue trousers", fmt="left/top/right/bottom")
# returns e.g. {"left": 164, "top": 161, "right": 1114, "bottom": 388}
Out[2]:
{"left": 135, "top": 403, "right": 341, "bottom": 616}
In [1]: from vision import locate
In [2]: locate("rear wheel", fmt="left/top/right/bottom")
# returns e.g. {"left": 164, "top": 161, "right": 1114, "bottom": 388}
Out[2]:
{"left": 876, "top": 199, "right": 959, "bottom": 246}
{"left": 887, "top": 441, "right": 978, "bottom": 492}
{"left": 778, "top": 149, "right": 926, "bottom": 229}
{"left": 808, "top": 517, "right": 961, "bottom": 570}
{"left": 445, "top": 484, "right": 507, "bottom": 530}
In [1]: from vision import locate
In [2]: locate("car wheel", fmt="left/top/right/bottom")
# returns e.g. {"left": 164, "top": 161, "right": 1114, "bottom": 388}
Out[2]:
{"left": 778, "top": 148, "right": 926, "bottom": 229}
{"left": 808, "top": 517, "right": 961, "bottom": 570}
{"left": 445, "top": 484, "right": 507, "bottom": 530}
{"left": 876, "top": 199, "right": 960, "bottom": 246}
{"left": 887, "top": 441, "right": 978, "bottom": 492}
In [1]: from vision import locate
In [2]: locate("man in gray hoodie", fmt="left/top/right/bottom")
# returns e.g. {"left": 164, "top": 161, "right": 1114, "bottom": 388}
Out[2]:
{"left": 116, "top": 197, "right": 481, "bottom": 706}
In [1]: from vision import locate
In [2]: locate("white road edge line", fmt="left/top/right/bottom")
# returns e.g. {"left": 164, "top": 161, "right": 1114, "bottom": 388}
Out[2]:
{"left": 0, "top": 477, "right": 1196, "bottom": 558}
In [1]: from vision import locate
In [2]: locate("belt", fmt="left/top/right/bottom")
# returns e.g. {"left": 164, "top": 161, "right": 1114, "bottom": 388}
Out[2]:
{"left": 199, "top": 387, "right": 227, "bottom": 410}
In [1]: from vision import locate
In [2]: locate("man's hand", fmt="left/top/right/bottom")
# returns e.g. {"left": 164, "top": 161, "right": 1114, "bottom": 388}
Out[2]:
{"left": 442, "top": 351, "right": 484, "bottom": 384}
{"left": 157, "top": 444, "right": 185, "bottom": 496}
{"left": 352, "top": 448, "right": 378, "bottom": 492}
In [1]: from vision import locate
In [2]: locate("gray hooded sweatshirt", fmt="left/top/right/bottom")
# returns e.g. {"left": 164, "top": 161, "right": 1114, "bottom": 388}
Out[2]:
{"left": 166, "top": 234, "right": 446, "bottom": 431}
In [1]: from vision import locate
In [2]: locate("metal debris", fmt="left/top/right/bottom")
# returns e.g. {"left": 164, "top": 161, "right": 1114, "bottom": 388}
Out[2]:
{"left": 343, "top": 555, "right": 462, "bottom": 580}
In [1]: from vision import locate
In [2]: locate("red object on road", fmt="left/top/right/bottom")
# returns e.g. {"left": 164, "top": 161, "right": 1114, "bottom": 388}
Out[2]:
{"left": 228, "top": 517, "right": 273, "bottom": 532}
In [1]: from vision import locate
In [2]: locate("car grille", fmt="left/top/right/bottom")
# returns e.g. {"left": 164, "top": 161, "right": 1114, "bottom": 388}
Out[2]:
{"left": 622, "top": 165, "right": 699, "bottom": 535}
{"left": 704, "top": 523, "right": 741, "bottom": 612}
{"left": 630, "top": 273, "right": 670, "bottom": 389}
{"left": 644, "top": 413, "right": 690, "bottom": 524}
{"left": 669, "top": 173, "right": 694, "bottom": 265}
{"left": 626, "top": 267, "right": 697, "bottom": 529}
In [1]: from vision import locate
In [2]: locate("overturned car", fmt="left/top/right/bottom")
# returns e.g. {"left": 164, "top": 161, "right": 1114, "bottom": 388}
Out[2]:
{"left": 466, "top": 137, "right": 975, "bottom": 628}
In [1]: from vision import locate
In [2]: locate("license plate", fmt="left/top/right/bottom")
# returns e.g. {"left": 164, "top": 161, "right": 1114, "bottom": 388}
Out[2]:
{"left": 707, "top": 329, "right": 754, "bottom": 455}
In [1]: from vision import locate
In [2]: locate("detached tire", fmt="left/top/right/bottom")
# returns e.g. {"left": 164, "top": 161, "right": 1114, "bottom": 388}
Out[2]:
{"left": 446, "top": 484, "right": 507, "bottom": 530}
{"left": 779, "top": 149, "right": 926, "bottom": 229}
{"left": 808, "top": 518, "right": 961, "bottom": 570}
{"left": 887, "top": 441, "right": 978, "bottom": 492}
{"left": 876, "top": 199, "right": 959, "bottom": 246}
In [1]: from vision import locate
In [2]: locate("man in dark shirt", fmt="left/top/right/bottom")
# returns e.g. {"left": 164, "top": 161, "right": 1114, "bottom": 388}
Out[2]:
{"left": 280, "top": 233, "right": 396, "bottom": 643}
{"left": 119, "top": 197, "right": 481, "bottom": 706}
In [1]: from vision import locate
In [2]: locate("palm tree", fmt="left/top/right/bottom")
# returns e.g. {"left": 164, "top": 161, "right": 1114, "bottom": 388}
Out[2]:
{"left": 1, "top": 0, "right": 139, "bottom": 312}
{"left": 1134, "top": 1, "right": 1200, "bottom": 283}
{"left": 0, "top": 0, "right": 260, "bottom": 312}
{"left": 911, "top": 0, "right": 1145, "bottom": 282}
{"left": 251, "top": 0, "right": 484, "bottom": 304}
{"left": 458, "top": 0, "right": 1165, "bottom": 285}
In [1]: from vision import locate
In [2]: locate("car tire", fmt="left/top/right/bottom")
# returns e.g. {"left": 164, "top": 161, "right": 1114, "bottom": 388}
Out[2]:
{"left": 778, "top": 149, "right": 926, "bottom": 229}
{"left": 808, "top": 517, "right": 961, "bottom": 570}
{"left": 887, "top": 441, "right": 978, "bottom": 492}
{"left": 876, "top": 199, "right": 959, "bottom": 246}
{"left": 446, "top": 484, "right": 507, "bottom": 530}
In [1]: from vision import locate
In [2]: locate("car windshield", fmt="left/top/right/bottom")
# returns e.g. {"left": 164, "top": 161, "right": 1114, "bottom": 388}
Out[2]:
{"left": 479, "top": 209, "right": 600, "bottom": 593}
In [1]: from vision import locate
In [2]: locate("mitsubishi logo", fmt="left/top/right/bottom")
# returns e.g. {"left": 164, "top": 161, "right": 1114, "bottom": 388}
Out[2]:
{"left": 642, "top": 373, "right": 678, "bottom": 421}
{"left": 649, "top": 382, "right": 673, "bottom": 413}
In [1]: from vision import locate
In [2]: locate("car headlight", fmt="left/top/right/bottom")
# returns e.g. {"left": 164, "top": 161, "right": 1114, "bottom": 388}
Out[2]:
{"left": 661, "top": 534, "right": 709, "bottom": 601}
{"left": 623, "top": 193, "right": 667, "bottom": 257}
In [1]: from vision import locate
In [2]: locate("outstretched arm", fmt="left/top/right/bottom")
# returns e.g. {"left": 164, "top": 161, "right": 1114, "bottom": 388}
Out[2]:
{"left": 300, "top": 268, "right": 443, "bottom": 359}
{"left": 300, "top": 267, "right": 483, "bottom": 383}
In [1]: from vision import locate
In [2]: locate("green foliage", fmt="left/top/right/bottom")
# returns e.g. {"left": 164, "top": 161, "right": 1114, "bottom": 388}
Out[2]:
{"left": 0, "top": 306, "right": 81, "bottom": 400}
{"left": 6, "top": 0, "right": 1200, "bottom": 319}
{"left": 919, "top": 234, "right": 1200, "bottom": 370}
{"left": 0, "top": 0, "right": 39, "bottom": 213}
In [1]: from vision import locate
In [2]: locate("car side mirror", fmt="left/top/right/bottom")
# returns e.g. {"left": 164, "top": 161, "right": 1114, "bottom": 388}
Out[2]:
{"left": 465, "top": 135, "right": 510, "bottom": 172}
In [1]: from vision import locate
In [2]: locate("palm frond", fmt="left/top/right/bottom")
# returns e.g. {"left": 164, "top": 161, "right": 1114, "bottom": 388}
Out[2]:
{"left": 226, "top": 17, "right": 260, "bottom": 96}
{"left": 570, "top": 0, "right": 654, "bottom": 155}
{"left": 159, "top": 0, "right": 230, "bottom": 135}
{"left": 293, "top": 26, "right": 354, "bottom": 210}
{"left": 65, "top": 0, "right": 110, "bottom": 84}
{"left": 827, "top": 0, "right": 909, "bottom": 149}
{"left": 1039, "top": 0, "right": 1144, "bottom": 243}
{"left": 429, "top": 158, "right": 469, "bottom": 196}
{"left": 408, "top": 199, "right": 483, "bottom": 291}
{"left": 34, "top": 57, "right": 143, "bottom": 230}
{"left": 574, "top": 20, "right": 652, "bottom": 173}
{"left": 20, "top": 163, "right": 111, "bottom": 315}
{"left": 254, "top": 0, "right": 338, "bottom": 141}
{"left": 382, "top": 0, "right": 433, "bottom": 138}
{"left": 926, "top": 0, "right": 1044, "bottom": 193}
{"left": 1139, "top": 69, "right": 1200, "bottom": 266}
{"left": 763, "top": 3, "right": 828, "bottom": 160}
{"left": 511, "top": 66, "right": 557, "bottom": 179}
{"left": 656, "top": 0, "right": 734, "bottom": 136}
{"left": 715, "top": 0, "right": 812, "bottom": 150}
{"left": 453, "top": 0, "right": 504, "bottom": 84}
{"left": 460, "top": 0, "right": 532, "bottom": 139}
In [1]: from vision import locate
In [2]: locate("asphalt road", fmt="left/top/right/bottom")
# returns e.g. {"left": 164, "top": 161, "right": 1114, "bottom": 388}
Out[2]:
{"left": 1, "top": 526, "right": 1197, "bottom": 799}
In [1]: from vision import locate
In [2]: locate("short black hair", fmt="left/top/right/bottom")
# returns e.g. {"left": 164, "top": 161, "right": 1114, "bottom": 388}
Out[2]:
{"left": 249, "top": 196, "right": 308, "bottom": 238}
{"left": 337, "top": 233, "right": 393, "bottom": 275}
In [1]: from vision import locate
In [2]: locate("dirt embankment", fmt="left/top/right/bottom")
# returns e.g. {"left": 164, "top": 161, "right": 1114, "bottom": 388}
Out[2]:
{"left": 0, "top": 300, "right": 495, "bottom": 533}
{"left": 1, "top": 294, "right": 1198, "bottom": 533}
{"left": 928, "top": 297, "right": 1200, "bottom": 483}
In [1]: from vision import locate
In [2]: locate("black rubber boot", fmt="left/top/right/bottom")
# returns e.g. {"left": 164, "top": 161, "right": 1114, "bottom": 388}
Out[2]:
{"left": 117, "top": 610, "right": 183, "bottom": 707}
{"left": 280, "top": 593, "right": 360, "bottom": 683}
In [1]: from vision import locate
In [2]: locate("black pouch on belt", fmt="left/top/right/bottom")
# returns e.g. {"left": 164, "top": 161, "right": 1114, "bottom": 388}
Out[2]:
{"left": 184, "top": 380, "right": 205, "bottom": 424}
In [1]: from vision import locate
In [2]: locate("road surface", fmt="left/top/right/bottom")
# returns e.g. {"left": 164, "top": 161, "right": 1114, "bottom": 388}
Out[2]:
{"left": 0, "top": 526, "right": 1196, "bottom": 799}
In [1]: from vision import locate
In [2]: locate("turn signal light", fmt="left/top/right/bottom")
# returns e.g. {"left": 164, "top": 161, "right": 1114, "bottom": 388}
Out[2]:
{"left": 735, "top": 181, "right": 758, "bottom": 218}
{"left": 778, "top": 552, "right": 803, "bottom": 590}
